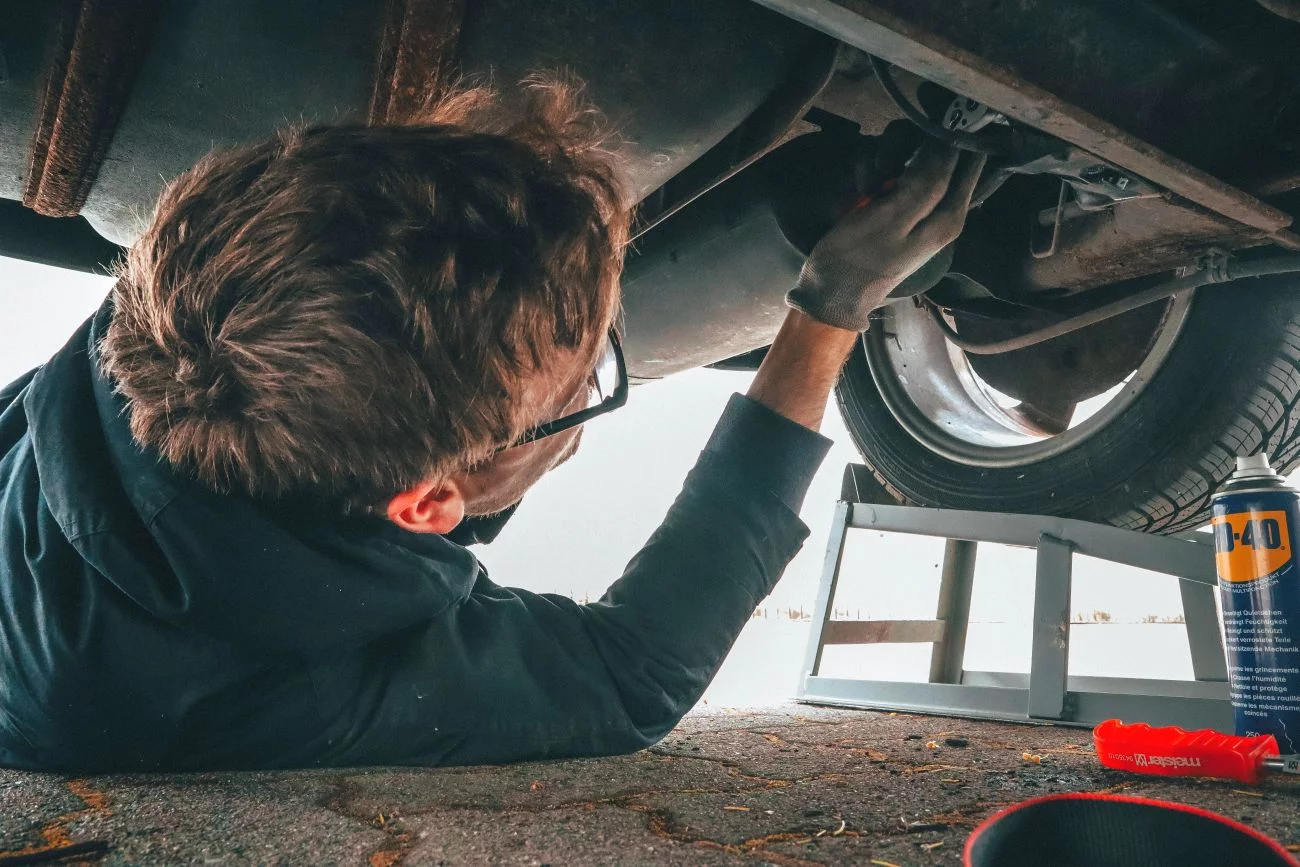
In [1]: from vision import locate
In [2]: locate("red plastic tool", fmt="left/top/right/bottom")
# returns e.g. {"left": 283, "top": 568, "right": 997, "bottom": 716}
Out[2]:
{"left": 1093, "top": 720, "right": 1300, "bottom": 785}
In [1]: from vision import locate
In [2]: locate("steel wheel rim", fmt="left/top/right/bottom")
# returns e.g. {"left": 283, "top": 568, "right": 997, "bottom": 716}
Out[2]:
{"left": 863, "top": 293, "right": 1194, "bottom": 468}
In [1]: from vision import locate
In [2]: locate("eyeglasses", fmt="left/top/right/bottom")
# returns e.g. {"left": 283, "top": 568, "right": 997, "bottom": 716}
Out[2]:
{"left": 509, "top": 329, "right": 628, "bottom": 447}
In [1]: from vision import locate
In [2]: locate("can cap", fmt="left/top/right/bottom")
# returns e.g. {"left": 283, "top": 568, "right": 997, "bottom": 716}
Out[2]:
{"left": 1234, "top": 453, "right": 1279, "bottom": 480}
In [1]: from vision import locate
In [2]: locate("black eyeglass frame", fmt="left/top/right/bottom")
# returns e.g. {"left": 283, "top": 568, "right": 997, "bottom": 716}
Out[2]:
{"left": 509, "top": 329, "right": 628, "bottom": 448}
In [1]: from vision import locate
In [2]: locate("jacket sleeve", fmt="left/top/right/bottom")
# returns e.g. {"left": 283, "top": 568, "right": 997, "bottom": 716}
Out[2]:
{"left": 308, "top": 395, "right": 832, "bottom": 768}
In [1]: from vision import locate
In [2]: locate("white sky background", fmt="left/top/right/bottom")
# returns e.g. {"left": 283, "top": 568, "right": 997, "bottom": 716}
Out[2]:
{"left": 0, "top": 255, "right": 1267, "bottom": 703}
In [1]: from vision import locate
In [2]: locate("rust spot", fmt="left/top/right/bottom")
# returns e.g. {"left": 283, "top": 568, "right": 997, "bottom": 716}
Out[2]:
{"left": 368, "top": 836, "right": 412, "bottom": 867}
{"left": 66, "top": 779, "right": 110, "bottom": 813}
{"left": 367, "top": 0, "right": 466, "bottom": 125}
{"left": 0, "top": 778, "right": 112, "bottom": 861}
{"left": 23, "top": 0, "right": 165, "bottom": 217}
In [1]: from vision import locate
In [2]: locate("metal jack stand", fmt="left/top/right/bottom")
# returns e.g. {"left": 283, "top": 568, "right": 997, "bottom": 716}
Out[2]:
{"left": 797, "top": 465, "right": 1232, "bottom": 731}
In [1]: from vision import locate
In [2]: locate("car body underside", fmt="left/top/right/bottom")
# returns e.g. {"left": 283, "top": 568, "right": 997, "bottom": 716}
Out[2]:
{"left": 5, "top": 0, "right": 1300, "bottom": 449}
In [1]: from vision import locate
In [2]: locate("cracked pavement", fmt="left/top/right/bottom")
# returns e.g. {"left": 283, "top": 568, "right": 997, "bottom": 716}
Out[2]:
{"left": 3, "top": 706, "right": 1299, "bottom": 865}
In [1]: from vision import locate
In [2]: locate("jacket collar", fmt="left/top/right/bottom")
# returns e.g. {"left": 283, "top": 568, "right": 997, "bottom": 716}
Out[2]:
{"left": 22, "top": 299, "right": 483, "bottom": 656}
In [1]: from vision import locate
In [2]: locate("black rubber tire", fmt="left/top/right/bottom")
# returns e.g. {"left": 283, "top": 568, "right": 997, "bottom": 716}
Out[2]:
{"left": 835, "top": 277, "right": 1300, "bottom": 533}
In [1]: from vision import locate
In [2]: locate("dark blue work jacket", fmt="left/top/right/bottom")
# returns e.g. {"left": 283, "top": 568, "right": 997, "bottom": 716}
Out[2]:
{"left": 0, "top": 301, "right": 827, "bottom": 771}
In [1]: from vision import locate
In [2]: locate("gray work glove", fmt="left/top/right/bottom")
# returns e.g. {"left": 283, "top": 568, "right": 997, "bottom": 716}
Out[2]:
{"left": 787, "top": 144, "right": 987, "bottom": 332}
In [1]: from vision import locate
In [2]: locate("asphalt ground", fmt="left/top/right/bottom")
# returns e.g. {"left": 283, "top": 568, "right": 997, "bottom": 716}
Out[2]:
{"left": 3, "top": 705, "right": 1298, "bottom": 866}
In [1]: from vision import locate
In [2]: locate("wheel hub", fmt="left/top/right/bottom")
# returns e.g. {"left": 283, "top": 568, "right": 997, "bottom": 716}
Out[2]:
{"left": 863, "top": 294, "right": 1193, "bottom": 467}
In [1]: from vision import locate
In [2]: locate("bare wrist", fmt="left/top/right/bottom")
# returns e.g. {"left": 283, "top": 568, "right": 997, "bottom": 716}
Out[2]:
{"left": 746, "top": 310, "right": 858, "bottom": 431}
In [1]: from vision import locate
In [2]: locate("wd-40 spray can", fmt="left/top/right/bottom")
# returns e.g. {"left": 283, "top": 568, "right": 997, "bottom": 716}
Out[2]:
{"left": 1211, "top": 453, "right": 1300, "bottom": 752}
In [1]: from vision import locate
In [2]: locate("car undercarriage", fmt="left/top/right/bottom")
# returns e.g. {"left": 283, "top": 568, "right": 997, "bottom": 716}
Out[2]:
{"left": 6, "top": 0, "right": 1300, "bottom": 530}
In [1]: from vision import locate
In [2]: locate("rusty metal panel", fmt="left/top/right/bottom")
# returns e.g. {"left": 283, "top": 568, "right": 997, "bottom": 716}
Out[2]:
{"left": 749, "top": 0, "right": 1293, "bottom": 236}
{"left": 819, "top": 0, "right": 1285, "bottom": 175}
{"left": 1023, "top": 197, "right": 1270, "bottom": 292}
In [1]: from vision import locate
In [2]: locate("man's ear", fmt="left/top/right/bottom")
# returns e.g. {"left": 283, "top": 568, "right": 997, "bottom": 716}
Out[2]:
{"left": 386, "top": 480, "right": 466, "bottom": 534}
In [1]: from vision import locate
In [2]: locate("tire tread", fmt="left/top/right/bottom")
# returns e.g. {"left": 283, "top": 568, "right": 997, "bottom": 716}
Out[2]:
{"left": 837, "top": 282, "right": 1300, "bottom": 535}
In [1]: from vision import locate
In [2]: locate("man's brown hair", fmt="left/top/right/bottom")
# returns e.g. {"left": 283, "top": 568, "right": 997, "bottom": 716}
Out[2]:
{"left": 102, "top": 78, "right": 629, "bottom": 513}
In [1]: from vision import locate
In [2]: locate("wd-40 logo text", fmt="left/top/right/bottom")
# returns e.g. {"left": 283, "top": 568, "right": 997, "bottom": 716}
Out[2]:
{"left": 1134, "top": 753, "right": 1201, "bottom": 769}
{"left": 1213, "top": 509, "right": 1293, "bottom": 583}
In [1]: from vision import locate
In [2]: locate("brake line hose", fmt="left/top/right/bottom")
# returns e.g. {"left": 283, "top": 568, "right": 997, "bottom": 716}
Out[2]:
{"left": 929, "top": 253, "right": 1300, "bottom": 355}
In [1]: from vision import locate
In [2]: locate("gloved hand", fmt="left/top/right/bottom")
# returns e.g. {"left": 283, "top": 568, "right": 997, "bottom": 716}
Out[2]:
{"left": 786, "top": 143, "right": 986, "bottom": 332}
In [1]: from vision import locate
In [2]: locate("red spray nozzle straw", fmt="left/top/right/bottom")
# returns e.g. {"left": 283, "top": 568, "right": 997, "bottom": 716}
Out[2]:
{"left": 1093, "top": 720, "right": 1286, "bottom": 785}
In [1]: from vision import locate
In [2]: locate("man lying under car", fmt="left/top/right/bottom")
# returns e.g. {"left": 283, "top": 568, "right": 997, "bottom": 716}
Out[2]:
{"left": 0, "top": 80, "right": 982, "bottom": 771}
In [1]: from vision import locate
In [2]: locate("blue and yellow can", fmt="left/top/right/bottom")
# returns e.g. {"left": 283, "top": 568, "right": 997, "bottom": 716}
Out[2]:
{"left": 1211, "top": 453, "right": 1300, "bottom": 752}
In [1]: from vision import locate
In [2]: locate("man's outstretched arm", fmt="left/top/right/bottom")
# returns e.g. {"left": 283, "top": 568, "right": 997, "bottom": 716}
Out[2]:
{"left": 310, "top": 388, "right": 830, "bottom": 767}
{"left": 309, "top": 146, "right": 985, "bottom": 768}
